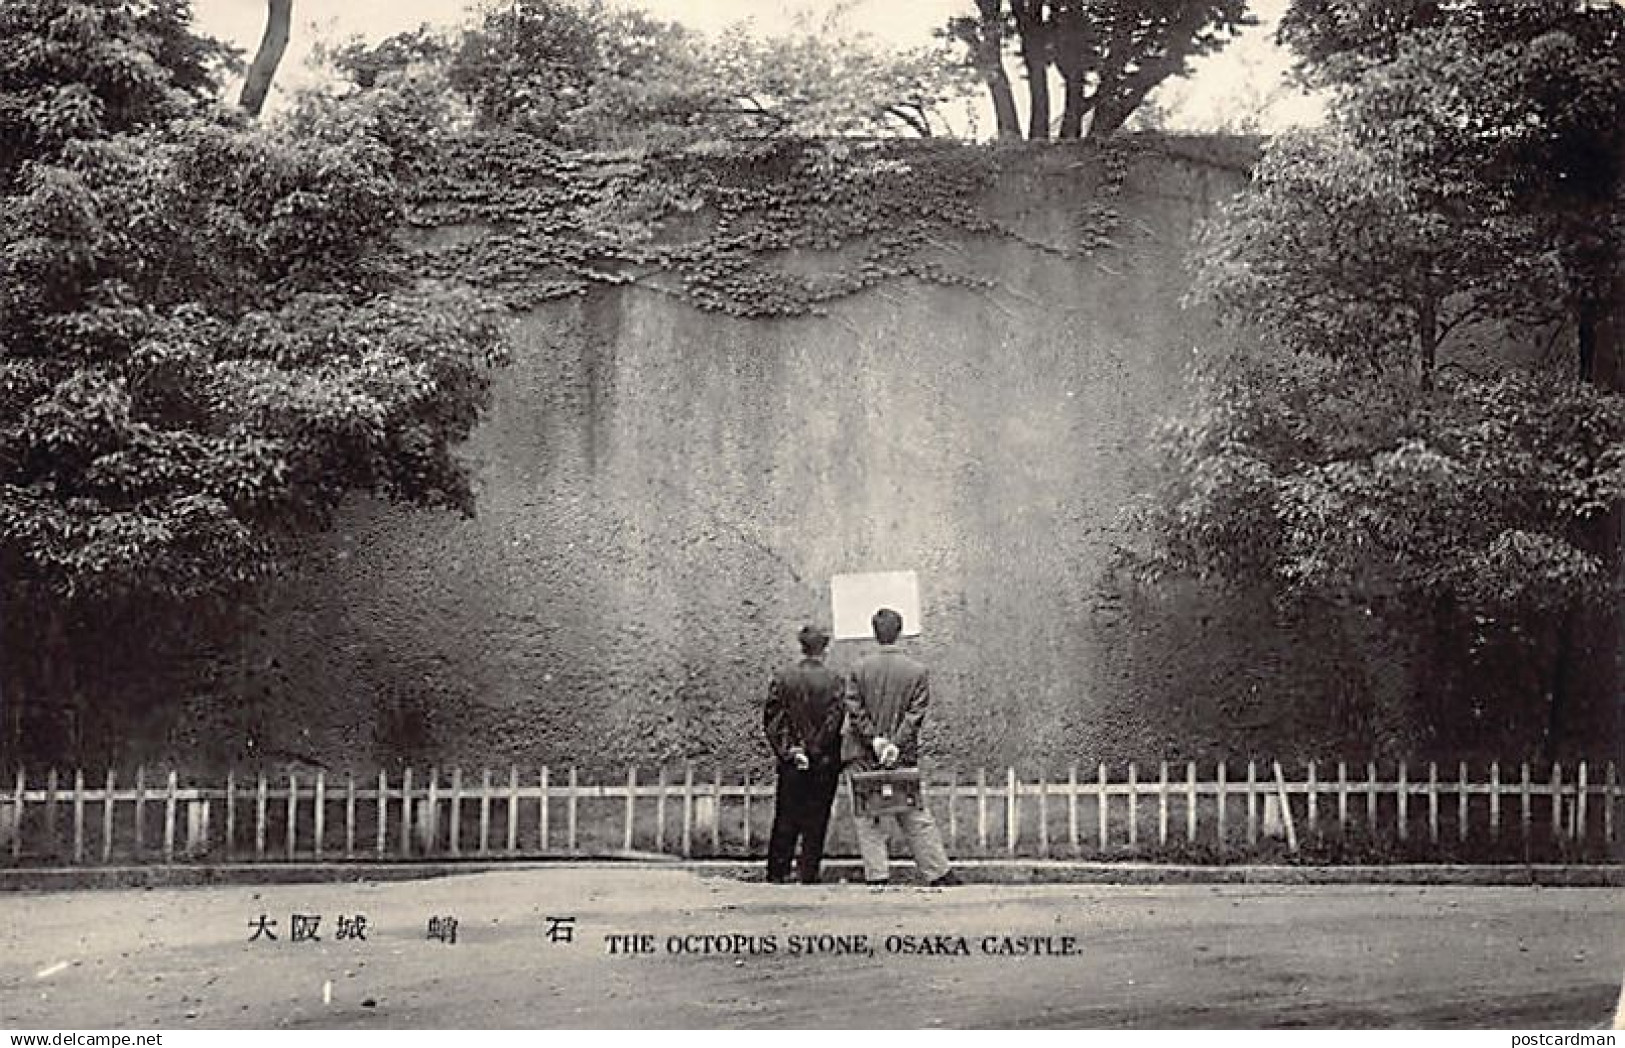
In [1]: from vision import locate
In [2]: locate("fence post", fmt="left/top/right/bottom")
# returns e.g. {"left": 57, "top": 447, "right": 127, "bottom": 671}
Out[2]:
{"left": 1245, "top": 761, "right": 1257, "bottom": 846}
{"left": 1306, "top": 760, "right": 1318, "bottom": 836}
{"left": 1097, "top": 763, "right": 1109, "bottom": 849}
{"left": 568, "top": 766, "right": 580, "bottom": 854}
{"left": 1068, "top": 765, "right": 1079, "bottom": 851}
{"left": 314, "top": 771, "right": 326, "bottom": 859}
{"left": 1551, "top": 763, "right": 1562, "bottom": 843}
{"left": 164, "top": 769, "right": 178, "bottom": 864}
{"left": 656, "top": 766, "right": 668, "bottom": 854}
{"left": 948, "top": 769, "right": 960, "bottom": 852}
{"left": 740, "top": 769, "right": 750, "bottom": 856}
{"left": 1157, "top": 761, "right": 1168, "bottom": 848}
{"left": 399, "top": 767, "right": 413, "bottom": 859}
{"left": 540, "top": 766, "right": 550, "bottom": 852}
{"left": 709, "top": 767, "right": 721, "bottom": 855}
{"left": 1607, "top": 762, "right": 1617, "bottom": 846}
{"left": 426, "top": 768, "right": 440, "bottom": 855}
{"left": 1520, "top": 762, "right": 1531, "bottom": 845}
{"left": 626, "top": 766, "right": 638, "bottom": 853}
{"left": 1423, "top": 757, "right": 1436, "bottom": 844}
{"left": 1489, "top": 762, "right": 1500, "bottom": 840}
{"left": 285, "top": 771, "right": 298, "bottom": 860}
{"left": 479, "top": 768, "right": 493, "bottom": 855}
{"left": 1577, "top": 761, "right": 1588, "bottom": 842}
{"left": 72, "top": 770, "right": 85, "bottom": 865}
{"left": 1271, "top": 761, "right": 1298, "bottom": 853}
{"left": 376, "top": 770, "right": 388, "bottom": 858}
{"left": 1186, "top": 761, "right": 1197, "bottom": 843}
{"left": 103, "top": 769, "right": 116, "bottom": 864}
{"left": 1127, "top": 763, "right": 1139, "bottom": 849}
{"left": 1006, "top": 767, "right": 1019, "bottom": 857}
{"left": 1337, "top": 761, "right": 1348, "bottom": 834}
{"left": 1396, "top": 762, "right": 1408, "bottom": 842}
{"left": 1458, "top": 762, "right": 1469, "bottom": 844}
{"left": 255, "top": 771, "right": 267, "bottom": 860}
{"left": 681, "top": 763, "right": 693, "bottom": 858}
{"left": 506, "top": 767, "right": 519, "bottom": 855}
{"left": 1366, "top": 762, "right": 1378, "bottom": 831}
{"left": 45, "top": 768, "right": 57, "bottom": 848}
{"left": 1216, "top": 761, "right": 1227, "bottom": 850}
{"left": 1038, "top": 769, "right": 1050, "bottom": 857}
{"left": 135, "top": 766, "right": 147, "bottom": 855}
{"left": 10, "top": 767, "right": 22, "bottom": 862}
{"left": 345, "top": 773, "right": 356, "bottom": 859}
{"left": 977, "top": 768, "right": 989, "bottom": 854}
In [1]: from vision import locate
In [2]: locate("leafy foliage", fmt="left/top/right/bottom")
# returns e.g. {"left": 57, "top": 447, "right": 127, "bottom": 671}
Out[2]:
{"left": 1137, "top": 0, "right": 1625, "bottom": 750}
{"left": 1279, "top": 0, "right": 1624, "bottom": 380}
{"left": 438, "top": 0, "right": 974, "bottom": 148}
{"left": 1139, "top": 352, "right": 1625, "bottom": 614}
{"left": 0, "top": 0, "right": 234, "bottom": 186}
{"left": 1187, "top": 128, "right": 1564, "bottom": 374}
{"left": 0, "top": 0, "right": 506, "bottom": 755}
{"left": 313, "top": 6, "right": 1131, "bottom": 319}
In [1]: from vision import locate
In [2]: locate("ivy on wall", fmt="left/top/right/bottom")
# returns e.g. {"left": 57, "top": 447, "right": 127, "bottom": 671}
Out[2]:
{"left": 406, "top": 135, "right": 1138, "bottom": 316}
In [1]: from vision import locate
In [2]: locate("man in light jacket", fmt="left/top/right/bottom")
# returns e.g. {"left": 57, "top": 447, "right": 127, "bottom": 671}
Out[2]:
{"left": 841, "top": 607, "right": 959, "bottom": 887}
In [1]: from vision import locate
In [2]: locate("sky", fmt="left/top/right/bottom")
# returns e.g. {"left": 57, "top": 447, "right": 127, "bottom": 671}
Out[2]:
{"left": 192, "top": 0, "right": 1324, "bottom": 134}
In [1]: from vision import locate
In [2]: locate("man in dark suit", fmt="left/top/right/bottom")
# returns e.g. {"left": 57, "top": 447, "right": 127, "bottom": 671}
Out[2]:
{"left": 763, "top": 624, "right": 847, "bottom": 884}
{"left": 842, "top": 607, "right": 958, "bottom": 887}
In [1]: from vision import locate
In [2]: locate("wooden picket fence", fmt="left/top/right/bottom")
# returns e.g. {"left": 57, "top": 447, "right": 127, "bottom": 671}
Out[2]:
{"left": 1, "top": 758, "right": 1619, "bottom": 866}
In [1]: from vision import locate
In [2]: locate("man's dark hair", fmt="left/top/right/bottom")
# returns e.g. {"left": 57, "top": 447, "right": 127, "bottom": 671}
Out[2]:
{"left": 798, "top": 624, "right": 831, "bottom": 656}
{"left": 871, "top": 608, "right": 903, "bottom": 644}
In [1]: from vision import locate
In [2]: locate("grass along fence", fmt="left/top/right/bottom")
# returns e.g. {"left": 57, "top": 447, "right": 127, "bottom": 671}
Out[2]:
{"left": 1, "top": 759, "right": 1620, "bottom": 867}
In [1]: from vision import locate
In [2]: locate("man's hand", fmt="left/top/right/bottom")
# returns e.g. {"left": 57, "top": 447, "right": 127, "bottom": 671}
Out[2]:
{"left": 872, "top": 737, "right": 900, "bottom": 768}
{"left": 789, "top": 746, "right": 810, "bottom": 771}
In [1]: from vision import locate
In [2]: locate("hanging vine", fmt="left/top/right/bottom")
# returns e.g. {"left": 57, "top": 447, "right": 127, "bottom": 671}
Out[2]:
{"left": 405, "top": 133, "right": 1140, "bottom": 316}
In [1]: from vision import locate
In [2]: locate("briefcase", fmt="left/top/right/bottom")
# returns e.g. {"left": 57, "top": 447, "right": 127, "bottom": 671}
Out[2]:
{"left": 849, "top": 768, "right": 923, "bottom": 817}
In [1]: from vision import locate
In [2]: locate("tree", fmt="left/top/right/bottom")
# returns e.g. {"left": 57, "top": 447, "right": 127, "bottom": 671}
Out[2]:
{"left": 1138, "top": 0, "right": 1625, "bottom": 755}
{"left": 944, "top": 0, "right": 1253, "bottom": 140}
{"left": 1278, "top": 0, "right": 1625, "bottom": 389}
{"left": 0, "top": 0, "right": 233, "bottom": 188}
{"left": 945, "top": 0, "right": 1024, "bottom": 139}
{"left": 440, "top": 0, "right": 973, "bottom": 150}
{"left": 0, "top": 1, "right": 506, "bottom": 762}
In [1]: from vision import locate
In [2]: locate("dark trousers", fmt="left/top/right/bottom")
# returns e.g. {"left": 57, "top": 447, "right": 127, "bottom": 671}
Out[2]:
{"left": 766, "top": 760, "right": 841, "bottom": 883}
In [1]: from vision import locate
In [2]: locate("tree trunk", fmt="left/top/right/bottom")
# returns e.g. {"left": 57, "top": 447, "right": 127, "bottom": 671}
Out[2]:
{"left": 238, "top": 0, "right": 293, "bottom": 118}
{"left": 1058, "top": 74, "right": 1087, "bottom": 138}
{"left": 1012, "top": 0, "right": 1051, "bottom": 140}
{"left": 1418, "top": 291, "right": 1439, "bottom": 388}
{"left": 1600, "top": 131, "right": 1625, "bottom": 856}
{"left": 971, "top": 0, "right": 1022, "bottom": 140}
{"left": 1021, "top": 43, "right": 1051, "bottom": 139}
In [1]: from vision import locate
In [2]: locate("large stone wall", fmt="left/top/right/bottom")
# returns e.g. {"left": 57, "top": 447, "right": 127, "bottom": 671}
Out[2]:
{"left": 212, "top": 139, "right": 1420, "bottom": 776}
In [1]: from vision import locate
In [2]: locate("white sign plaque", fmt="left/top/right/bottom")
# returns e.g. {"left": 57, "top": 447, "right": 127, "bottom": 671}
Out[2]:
{"left": 830, "top": 570, "right": 922, "bottom": 640}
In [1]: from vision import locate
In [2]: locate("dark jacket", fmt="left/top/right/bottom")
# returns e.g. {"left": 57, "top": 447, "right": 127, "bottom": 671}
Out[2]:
{"left": 764, "top": 657, "right": 846, "bottom": 766}
{"left": 841, "top": 646, "right": 930, "bottom": 769}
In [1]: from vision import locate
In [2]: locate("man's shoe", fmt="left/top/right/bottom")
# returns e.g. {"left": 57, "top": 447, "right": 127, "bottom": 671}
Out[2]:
{"left": 926, "top": 871, "right": 963, "bottom": 887}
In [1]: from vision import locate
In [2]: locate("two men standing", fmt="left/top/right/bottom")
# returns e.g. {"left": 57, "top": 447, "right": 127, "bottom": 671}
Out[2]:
{"left": 763, "top": 609, "right": 958, "bottom": 887}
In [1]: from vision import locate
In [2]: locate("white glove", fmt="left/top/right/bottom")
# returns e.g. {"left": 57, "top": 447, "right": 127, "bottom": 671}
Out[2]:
{"left": 789, "top": 746, "right": 810, "bottom": 771}
{"left": 873, "top": 737, "right": 900, "bottom": 768}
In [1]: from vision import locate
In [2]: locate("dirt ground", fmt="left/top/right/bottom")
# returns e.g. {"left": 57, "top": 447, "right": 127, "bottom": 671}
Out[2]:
{"left": 1, "top": 867, "right": 1622, "bottom": 1029}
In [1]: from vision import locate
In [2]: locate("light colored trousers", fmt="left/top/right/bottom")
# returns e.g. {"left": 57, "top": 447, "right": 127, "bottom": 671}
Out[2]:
{"left": 852, "top": 803, "right": 952, "bottom": 883}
